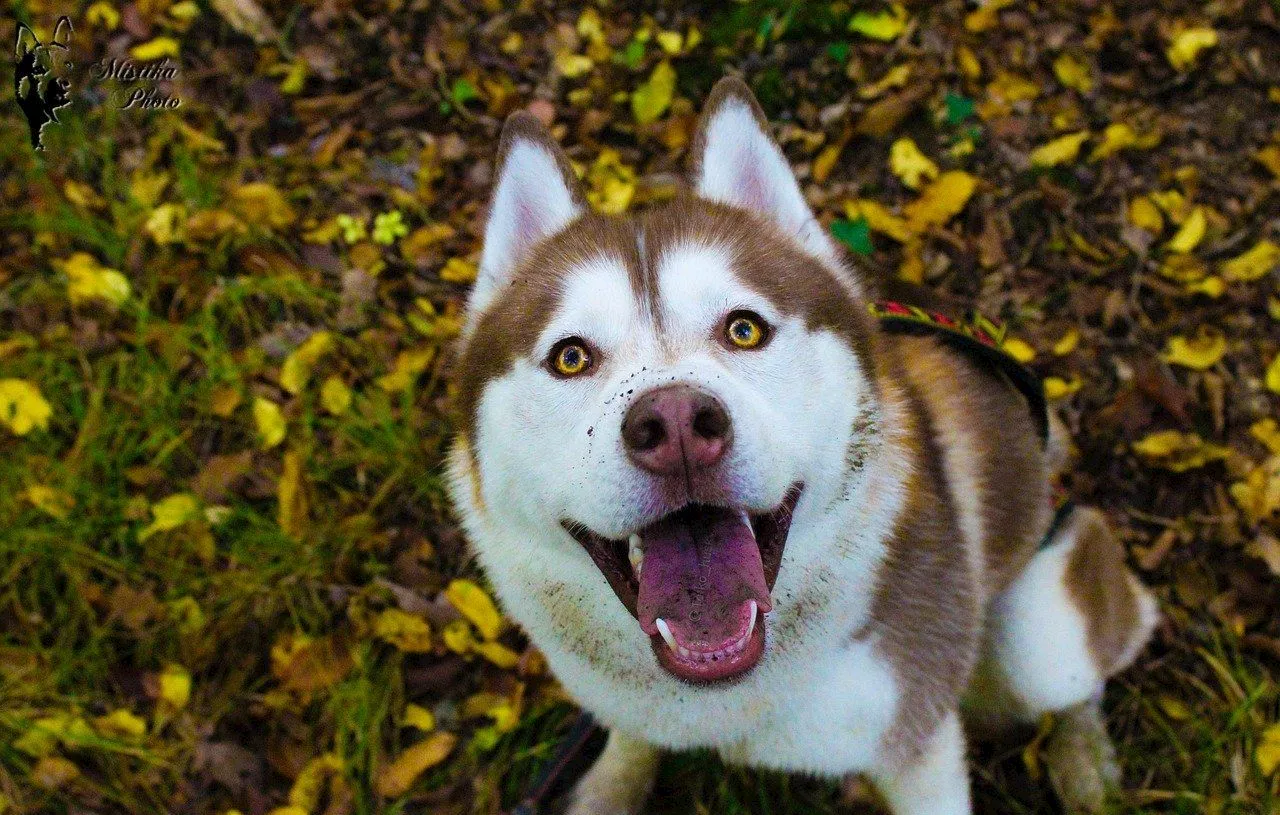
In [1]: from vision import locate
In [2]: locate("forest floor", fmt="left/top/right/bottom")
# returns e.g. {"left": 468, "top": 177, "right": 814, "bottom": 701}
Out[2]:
{"left": 2, "top": 0, "right": 1280, "bottom": 813}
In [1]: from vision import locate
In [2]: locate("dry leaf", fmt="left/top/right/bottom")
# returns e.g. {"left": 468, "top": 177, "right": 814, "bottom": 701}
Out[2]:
{"left": 444, "top": 579, "right": 503, "bottom": 640}
{"left": 376, "top": 732, "right": 457, "bottom": 797}
{"left": 889, "top": 138, "right": 939, "bottom": 190}
{"left": 1030, "top": 132, "right": 1089, "bottom": 168}
{"left": 1160, "top": 329, "right": 1225, "bottom": 370}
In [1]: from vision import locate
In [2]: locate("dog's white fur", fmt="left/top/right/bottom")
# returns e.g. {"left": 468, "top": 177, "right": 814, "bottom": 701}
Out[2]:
{"left": 449, "top": 80, "right": 1156, "bottom": 814}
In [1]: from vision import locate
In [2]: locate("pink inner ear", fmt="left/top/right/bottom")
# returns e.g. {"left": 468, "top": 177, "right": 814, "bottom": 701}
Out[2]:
{"left": 513, "top": 199, "right": 539, "bottom": 255}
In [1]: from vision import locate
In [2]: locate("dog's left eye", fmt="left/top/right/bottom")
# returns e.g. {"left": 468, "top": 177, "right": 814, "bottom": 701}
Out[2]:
{"left": 724, "top": 311, "right": 769, "bottom": 350}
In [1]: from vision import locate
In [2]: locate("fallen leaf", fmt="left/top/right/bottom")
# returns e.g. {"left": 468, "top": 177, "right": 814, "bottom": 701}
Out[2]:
{"left": 375, "top": 732, "right": 457, "bottom": 797}
{"left": 903, "top": 171, "right": 977, "bottom": 232}
{"left": 61, "top": 252, "right": 131, "bottom": 306}
{"left": 288, "top": 753, "right": 343, "bottom": 811}
{"left": 1232, "top": 460, "right": 1280, "bottom": 523}
{"left": 1160, "top": 330, "right": 1226, "bottom": 370}
{"left": 377, "top": 347, "right": 436, "bottom": 392}
{"left": 280, "top": 331, "right": 335, "bottom": 395}
{"left": 1001, "top": 338, "right": 1035, "bottom": 363}
{"left": 844, "top": 199, "right": 912, "bottom": 243}
{"left": 94, "top": 709, "right": 147, "bottom": 739}
{"left": 1221, "top": 240, "right": 1279, "bottom": 283}
{"left": 209, "top": 0, "right": 277, "bottom": 43}
{"left": 445, "top": 579, "right": 503, "bottom": 640}
{"left": 633, "top": 60, "right": 676, "bottom": 125}
{"left": 23, "top": 485, "right": 75, "bottom": 519}
{"left": 403, "top": 704, "right": 435, "bottom": 732}
{"left": 158, "top": 663, "right": 192, "bottom": 710}
{"left": 374, "top": 608, "right": 433, "bottom": 652}
{"left": 1166, "top": 27, "right": 1218, "bottom": 71}
{"left": 849, "top": 3, "right": 908, "bottom": 40}
{"left": 253, "top": 398, "right": 287, "bottom": 449}
{"left": 472, "top": 641, "right": 520, "bottom": 668}
{"left": 140, "top": 493, "right": 200, "bottom": 540}
{"left": 231, "top": 182, "right": 296, "bottom": 230}
{"left": 1052, "top": 328, "right": 1080, "bottom": 356}
{"left": 889, "top": 138, "right": 939, "bottom": 190}
{"left": 1052, "top": 54, "right": 1093, "bottom": 92}
{"left": 1030, "top": 131, "right": 1089, "bottom": 168}
{"left": 1132, "top": 430, "right": 1229, "bottom": 472}
{"left": 554, "top": 51, "right": 593, "bottom": 79}
{"left": 440, "top": 257, "right": 478, "bottom": 284}
{"left": 1260, "top": 723, "right": 1280, "bottom": 776}
{"left": 277, "top": 450, "right": 307, "bottom": 541}
{"left": 1089, "top": 123, "right": 1137, "bottom": 161}
{"left": 130, "top": 37, "right": 180, "bottom": 60}
{"left": 1267, "top": 355, "right": 1280, "bottom": 395}
{"left": 32, "top": 756, "right": 79, "bottom": 790}
{"left": 1250, "top": 419, "right": 1280, "bottom": 456}
{"left": 1165, "top": 206, "right": 1207, "bottom": 253}
{"left": 585, "top": 149, "right": 637, "bottom": 214}
{"left": 320, "top": 376, "right": 352, "bottom": 416}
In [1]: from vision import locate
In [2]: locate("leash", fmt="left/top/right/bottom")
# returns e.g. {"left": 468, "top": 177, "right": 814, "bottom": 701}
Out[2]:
{"left": 505, "top": 712, "right": 604, "bottom": 815}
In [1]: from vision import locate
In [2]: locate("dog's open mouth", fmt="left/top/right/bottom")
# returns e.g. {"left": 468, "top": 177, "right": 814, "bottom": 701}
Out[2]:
{"left": 564, "top": 485, "right": 802, "bottom": 683}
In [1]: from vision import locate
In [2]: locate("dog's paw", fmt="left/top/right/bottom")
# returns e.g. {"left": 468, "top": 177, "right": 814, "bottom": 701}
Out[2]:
{"left": 1042, "top": 702, "right": 1121, "bottom": 814}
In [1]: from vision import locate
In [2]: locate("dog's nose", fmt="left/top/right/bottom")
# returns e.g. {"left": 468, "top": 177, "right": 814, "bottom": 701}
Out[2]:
{"left": 622, "top": 385, "right": 732, "bottom": 476}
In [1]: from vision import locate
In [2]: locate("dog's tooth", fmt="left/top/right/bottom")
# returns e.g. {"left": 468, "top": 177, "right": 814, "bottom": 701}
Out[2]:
{"left": 655, "top": 618, "right": 678, "bottom": 653}
{"left": 746, "top": 600, "right": 758, "bottom": 642}
{"left": 739, "top": 509, "right": 753, "bottom": 532}
{"left": 678, "top": 646, "right": 691, "bottom": 659}
{"left": 628, "top": 533, "right": 643, "bottom": 577}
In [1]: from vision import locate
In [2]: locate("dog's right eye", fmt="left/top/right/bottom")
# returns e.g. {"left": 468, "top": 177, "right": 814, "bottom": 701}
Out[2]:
{"left": 547, "top": 338, "right": 594, "bottom": 378}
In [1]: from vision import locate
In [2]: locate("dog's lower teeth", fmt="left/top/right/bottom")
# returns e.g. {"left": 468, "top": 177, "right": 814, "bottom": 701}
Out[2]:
{"left": 628, "top": 534, "right": 643, "bottom": 577}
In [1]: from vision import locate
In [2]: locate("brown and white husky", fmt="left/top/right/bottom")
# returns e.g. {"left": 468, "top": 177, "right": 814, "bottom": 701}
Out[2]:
{"left": 447, "top": 77, "right": 1158, "bottom": 814}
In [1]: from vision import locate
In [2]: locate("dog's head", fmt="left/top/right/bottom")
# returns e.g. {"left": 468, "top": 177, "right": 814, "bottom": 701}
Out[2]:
{"left": 450, "top": 78, "right": 891, "bottom": 692}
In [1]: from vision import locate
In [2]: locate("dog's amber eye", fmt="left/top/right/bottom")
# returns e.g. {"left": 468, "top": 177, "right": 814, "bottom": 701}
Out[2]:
{"left": 725, "top": 311, "right": 768, "bottom": 349}
{"left": 549, "top": 338, "right": 592, "bottom": 377}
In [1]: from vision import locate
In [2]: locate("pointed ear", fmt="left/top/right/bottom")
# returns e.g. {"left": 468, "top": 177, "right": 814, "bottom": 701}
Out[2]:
{"left": 16, "top": 24, "right": 38, "bottom": 59}
{"left": 472, "top": 112, "right": 584, "bottom": 319}
{"left": 690, "top": 77, "right": 838, "bottom": 265}
{"left": 52, "top": 17, "right": 73, "bottom": 47}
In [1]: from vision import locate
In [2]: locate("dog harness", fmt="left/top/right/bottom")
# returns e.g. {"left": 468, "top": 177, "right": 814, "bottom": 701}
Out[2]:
{"left": 503, "top": 302, "right": 1073, "bottom": 815}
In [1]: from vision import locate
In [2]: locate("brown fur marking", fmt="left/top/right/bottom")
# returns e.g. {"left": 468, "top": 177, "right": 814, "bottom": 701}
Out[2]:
{"left": 1063, "top": 508, "right": 1145, "bottom": 676}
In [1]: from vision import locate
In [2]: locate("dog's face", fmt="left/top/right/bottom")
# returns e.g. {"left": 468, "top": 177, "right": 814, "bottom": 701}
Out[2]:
{"left": 451, "top": 80, "right": 888, "bottom": 695}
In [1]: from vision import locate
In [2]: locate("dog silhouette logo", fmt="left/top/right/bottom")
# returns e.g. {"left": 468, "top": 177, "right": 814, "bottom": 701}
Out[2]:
{"left": 15, "top": 17, "right": 73, "bottom": 151}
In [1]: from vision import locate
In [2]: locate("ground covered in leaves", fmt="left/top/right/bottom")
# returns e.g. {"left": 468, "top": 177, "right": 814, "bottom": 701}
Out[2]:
{"left": 3, "top": 0, "right": 1280, "bottom": 813}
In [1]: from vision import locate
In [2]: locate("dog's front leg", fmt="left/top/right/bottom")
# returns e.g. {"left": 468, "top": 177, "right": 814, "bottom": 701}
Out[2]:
{"left": 566, "top": 730, "right": 661, "bottom": 815}
{"left": 869, "top": 711, "right": 972, "bottom": 815}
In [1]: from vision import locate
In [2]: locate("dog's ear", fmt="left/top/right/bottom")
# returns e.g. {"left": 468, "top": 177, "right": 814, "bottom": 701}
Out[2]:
{"left": 474, "top": 112, "right": 584, "bottom": 319}
{"left": 690, "top": 76, "right": 838, "bottom": 265}
{"left": 16, "top": 23, "right": 39, "bottom": 60}
{"left": 51, "top": 16, "right": 73, "bottom": 48}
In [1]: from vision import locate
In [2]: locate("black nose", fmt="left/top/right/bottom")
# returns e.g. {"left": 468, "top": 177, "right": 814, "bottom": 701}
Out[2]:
{"left": 621, "top": 385, "right": 733, "bottom": 476}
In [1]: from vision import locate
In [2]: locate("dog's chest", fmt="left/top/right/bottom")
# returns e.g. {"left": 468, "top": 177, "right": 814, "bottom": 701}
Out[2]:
{"left": 712, "top": 634, "right": 900, "bottom": 776}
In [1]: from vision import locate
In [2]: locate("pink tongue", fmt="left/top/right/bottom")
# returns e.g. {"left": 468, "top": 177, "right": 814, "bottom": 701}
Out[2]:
{"left": 636, "top": 507, "right": 772, "bottom": 649}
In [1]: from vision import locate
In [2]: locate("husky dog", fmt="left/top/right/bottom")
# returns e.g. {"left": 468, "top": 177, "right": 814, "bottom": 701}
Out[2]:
{"left": 448, "top": 77, "right": 1157, "bottom": 814}
{"left": 15, "top": 18, "right": 73, "bottom": 150}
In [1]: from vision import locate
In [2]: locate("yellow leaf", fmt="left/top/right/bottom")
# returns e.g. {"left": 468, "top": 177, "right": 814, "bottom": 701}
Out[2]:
{"left": 1132, "top": 430, "right": 1229, "bottom": 472}
{"left": 956, "top": 46, "right": 981, "bottom": 80}
{"left": 320, "top": 376, "right": 352, "bottom": 416}
{"left": 1221, "top": 240, "right": 1280, "bottom": 283}
{"left": 1231, "top": 461, "right": 1280, "bottom": 523}
{"left": 231, "top": 182, "right": 296, "bottom": 229}
{"left": 445, "top": 579, "right": 503, "bottom": 640}
{"left": 1127, "top": 196, "right": 1164, "bottom": 233}
{"left": 377, "top": 347, "right": 436, "bottom": 392}
{"left": 61, "top": 252, "right": 131, "bottom": 306}
{"left": 898, "top": 239, "right": 925, "bottom": 284}
{"left": 903, "top": 171, "right": 977, "bottom": 233}
{"left": 1258, "top": 722, "right": 1280, "bottom": 777}
{"left": 266, "top": 807, "right": 308, "bottom": 815}
{"left": 86, "top": 1, "right": 121, "bottom": 29}
{"left": 288, "top": 754, "right": 343, "bottom": 811}
{"left": 442, "top": 619, "right": 476, "bottom": 654}
{"left": 253, "top": 397, "right": 286, "bottom": 449}
{"left": 278, "top": 450, "right": 307, "bottom": 541}
{"left": 130, "top": 37, "right": 179, "bottom": 60}
{"left": 1052, "top": 328, "right": 1080, "bottom": 356}
{"left": 1159, "top": 253, "right": 1206, "bottom": 284}
{"left": 1160, "top": 330, "right": 1226, "bottom": 370}
{"left": 656, "top": 30, "right": 683, "bottom": 54}
{"left": 1166, "top": 27, "right": 1218, "bottom": 71}
{"left": 1089, "top": 123, "right": 1137, "bottom": 161}
{"left": 844, "top": 199, "right": 913, "bottom": 243}
{"left": 964, "top": 0, "right": 1012, "bottom": 32}
{"left": 145, "top": 203, "right": 187, "bottom": 244}
{"left": 1001, "top": 337, "right": 1036, "bottom": 364}
{"left": 23, "top": 485, "right": 75, "bottom": 519}
{"left": 1165, "top": 206, "right": 1207, "bottom": 253}
{"left": 374, "top": 608, "right": 433, "bottom": 652}
{"left": 94, "top": 709, "right": 146, "bottom": 739}
{"left": 1030, "top": 131, "right": 1089, "bottom": 168}
{"left": 1184, "top": 276, "right": 1224, "bottom": 298}
{"left": 376, "top": 732, "right": 457, "bottom": 797}
{"left": 1053, "top": 54, "right": 1093, "bottom": 92}
{"left": 1250, "top": 419, "right": 1280, "bottom": 456}
{"left": 849, "top": 3, "right": 909, "bottom": 40}
{"left": 158, "top": 663, "right": 192, "bottom": 710}
{"left": 0, "top": 379, "right": 52, "bottom": 436}
{"left": 440, "top": 257, "right": 478, "bottom": 284}
{"left": 811, "top": 144, "right": 842, "bottom": 184}
{"left": 632, "top": 60, "right": 676, "bottom": 125}
{"left": 462, "top": 691, "right": 523, "bottom": 732}
{"left": 473, "top": 641, "right": 520, "bottom": 669}
{"left": 279, "top": 60, "right": 306, "bottom": 95}
{"left": 585, "top": 149, "right": 637, "bottom": 214}
{"left": 1267, "top": 354, "right": 1280, "bottom": 394}
{"left": 859, "top": 64, "right": 913, "bottom": 99}
{"left": 1157, "top": 695, "right": 1192, "bottom": 721}
{"left": 1043, "top": 376, "right": 1083, "bottom": 400}
{"left": 1256, "top": 145, "right": 1280, "bottom": 179}
{"left": 889, "top": 138, "right": 939, "bottom": 190}
{"left": 403, "top": 704, "right": 435, "bottom": 732}
{"left": 554, "top": 51, "right": 593, "bottom": 78}
{"left": 280, "top": 331, "right": 335, "bottom": 395}
{"left": 141, "top": 493, "right": 200, "bottom": 540}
